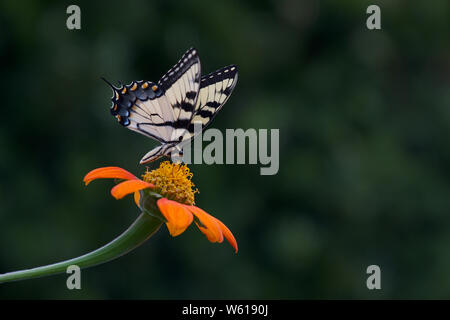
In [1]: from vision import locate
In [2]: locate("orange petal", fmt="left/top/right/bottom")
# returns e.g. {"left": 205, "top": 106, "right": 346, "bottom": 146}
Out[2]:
{"left": 157, "top": 198, "right": 193, "bottom": 237}
{"left": 111, "top": 180, "right": 154, "bottom": 200}
{"left": 134, "top": 191, "right": 140, "bottom": 208}
{"left": 186, "top": 205, "right": 224, "bottom": 244}
{"left": 212, "top": 216, "right": 238, "bottom": 253}
{"left": 83, "top": 167, "right": 137, "bottom": 185}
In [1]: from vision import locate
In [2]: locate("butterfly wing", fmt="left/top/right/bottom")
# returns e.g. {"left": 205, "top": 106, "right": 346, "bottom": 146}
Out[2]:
{"left": 180, "top": 65, "right": 238, "bottom": 142}
{"left": 107, "top": 49, "right": 237, "bottom": 164}
{"left": 108, "top": 48, "right": 201, "bottom": 163}
{"left": 158, "top": 47, "right": 201, "bottom": 133}
{"left": 109, "top": 80, "right": 174, "bottom": 143}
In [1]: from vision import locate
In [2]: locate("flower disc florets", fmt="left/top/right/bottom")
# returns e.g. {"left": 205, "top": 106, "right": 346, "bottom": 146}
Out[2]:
{"left": 142, "top": 161, "right": 198, "bottom": 205}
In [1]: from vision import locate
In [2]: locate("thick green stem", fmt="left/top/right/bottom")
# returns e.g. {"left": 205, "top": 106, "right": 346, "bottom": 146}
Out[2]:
{"left": 0, "top": 212, "right": 163, "bottom": 283}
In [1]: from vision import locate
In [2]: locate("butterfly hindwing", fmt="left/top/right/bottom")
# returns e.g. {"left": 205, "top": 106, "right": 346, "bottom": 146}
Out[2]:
{"left": 133, "top": 92, "right": 175, "bottom": 143}
{"left": 109, "top": 79, "right": 175, "bottom": 143}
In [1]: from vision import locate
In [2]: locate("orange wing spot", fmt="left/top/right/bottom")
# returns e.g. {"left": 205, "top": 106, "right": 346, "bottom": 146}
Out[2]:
{"left": 113, "top": 104, "right": 118, "bottom": 111}
{"left": 121, "top": 88, "right": 127, "bottom": 94}
{"left": 115, "top": 92, "right": 119, "bottom": 100}
{"left": 131, "top": 83, "right": 138, "bottom": 91}
{"left": 152, "top": 85, "right": 158, "bottom": 91}
{"left": 117, "top": 115, "right": 122, "bottom": 122}
{"left": 142, "top": 82, "right": 149, "bottom": 89}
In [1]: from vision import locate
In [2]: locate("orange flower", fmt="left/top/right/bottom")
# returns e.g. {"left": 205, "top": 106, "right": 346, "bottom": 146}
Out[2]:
{"left": 83, "top": 162, "right": 238, "bottom": 253}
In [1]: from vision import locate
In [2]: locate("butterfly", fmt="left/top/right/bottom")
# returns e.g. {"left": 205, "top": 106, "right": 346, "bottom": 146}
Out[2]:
{"left": 105, "top": 47, "right": 238, "bottom": 164}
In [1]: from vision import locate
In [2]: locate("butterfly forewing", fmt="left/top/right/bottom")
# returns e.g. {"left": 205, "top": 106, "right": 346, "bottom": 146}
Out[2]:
{"left": 158, "top": 48, "right": 201, "bottom": 132}
{"left": 182, "top": 64, "right": 238, "bottom": 141}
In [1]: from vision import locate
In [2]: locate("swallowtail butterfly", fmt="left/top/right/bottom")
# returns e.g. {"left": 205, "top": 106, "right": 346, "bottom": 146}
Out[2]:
{"left": 105, "top": 47, "right": 238, "bottom": 164}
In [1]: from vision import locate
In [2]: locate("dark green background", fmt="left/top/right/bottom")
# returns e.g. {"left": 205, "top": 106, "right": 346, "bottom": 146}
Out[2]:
{"left": 1, "top": 0, "right": 449, "bottom": 299}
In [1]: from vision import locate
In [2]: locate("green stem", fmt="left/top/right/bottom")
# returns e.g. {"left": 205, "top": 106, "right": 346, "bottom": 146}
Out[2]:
{"left": 0, "top": 212, "right": 163, "bottom": 284}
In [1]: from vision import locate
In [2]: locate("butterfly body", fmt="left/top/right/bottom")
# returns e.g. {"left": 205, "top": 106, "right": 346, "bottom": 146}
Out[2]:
{"left": 107, "top": 48, "right": 238, "bottom": 164}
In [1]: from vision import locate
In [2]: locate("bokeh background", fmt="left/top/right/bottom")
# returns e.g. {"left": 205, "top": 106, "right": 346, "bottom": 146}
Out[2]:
{"left": 1, "top": 0, "right": 449, "bottom": 299}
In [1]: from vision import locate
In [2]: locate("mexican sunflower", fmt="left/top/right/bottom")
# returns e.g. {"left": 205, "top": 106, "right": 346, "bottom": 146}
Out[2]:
{"left": 83, "top": 161, "right": 238, "bottom": 253}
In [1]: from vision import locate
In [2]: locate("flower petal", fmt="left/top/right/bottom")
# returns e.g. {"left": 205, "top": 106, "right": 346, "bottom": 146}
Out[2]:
{"left": 134, "top": 191, "right": 140, "bottom": 208}
{"left": 83, "top": 167, "right": 137, "bottom": 185}
{"left": 212, "top": 216, "right": 238, "bottom": 253}
{"left": 157, "top": 198, "right": 193, "bottom": 237}
{"left": 186, "top": 205, "right": 224, "bottom": 244}
{"left": 111, "top": 180, "right": 154, "bottom": 200}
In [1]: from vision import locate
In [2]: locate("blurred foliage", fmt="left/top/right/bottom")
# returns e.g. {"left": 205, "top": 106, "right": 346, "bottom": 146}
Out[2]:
{"left": 0, "top": 0, "right": 450, "bottom": 299}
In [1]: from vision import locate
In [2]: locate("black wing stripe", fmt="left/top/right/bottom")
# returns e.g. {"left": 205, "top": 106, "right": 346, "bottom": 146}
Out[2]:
{"left": 179, "top": 65, "right": 238, "bottom": 142}
{"left": 158, "top": 48, "right": 201, "bottom": 123}
{"left": 158, "top": 48, "right": 199, "bottom": 92}
{"left": 205, "top": 101, "right": 221, "bottom": 109}
{"left": 186, "top": 91, "right": 197, "bottom": 100}
{"left": 138, "top": 119, "right": 191, "bottom": 129}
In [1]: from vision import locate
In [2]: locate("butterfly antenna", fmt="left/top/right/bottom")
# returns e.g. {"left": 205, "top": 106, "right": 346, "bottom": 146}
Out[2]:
{"left": 101, "top": 77, "right": 118, "bottom": 89}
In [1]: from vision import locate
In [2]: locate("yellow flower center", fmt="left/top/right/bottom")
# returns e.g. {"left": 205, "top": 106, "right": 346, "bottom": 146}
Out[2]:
{"left": 142, "top": 161, "right": 198, "bottom": 205}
